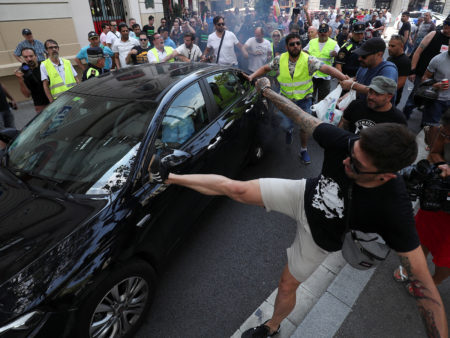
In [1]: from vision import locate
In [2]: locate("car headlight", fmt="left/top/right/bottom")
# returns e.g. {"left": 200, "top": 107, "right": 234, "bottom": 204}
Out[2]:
{"left": 0, "top": 311, "right": 44, "bottom": 334}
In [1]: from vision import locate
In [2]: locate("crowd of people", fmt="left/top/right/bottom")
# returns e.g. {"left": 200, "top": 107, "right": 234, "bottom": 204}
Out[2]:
{"left": 0, "top": 6, "right": 449, "bottom": 337}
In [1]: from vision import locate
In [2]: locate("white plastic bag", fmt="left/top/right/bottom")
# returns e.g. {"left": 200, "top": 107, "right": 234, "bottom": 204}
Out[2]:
{"left": 311, "top": 85, "right": 343, "bottom": 125}
{"left": 338, "top": 89, "right": 357, "bottom": 111}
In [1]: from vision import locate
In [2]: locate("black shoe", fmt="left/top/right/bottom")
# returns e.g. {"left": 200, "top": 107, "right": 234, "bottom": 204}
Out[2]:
{"left": 241, "top": 321, "right": 280, "bottom": 338}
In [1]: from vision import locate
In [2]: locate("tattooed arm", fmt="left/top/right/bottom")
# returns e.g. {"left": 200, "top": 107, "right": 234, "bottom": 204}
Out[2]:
{"left": 398, "top": 247, "right": 448, "bottom": 338}
{"left": 255, "top": 77, "right": 323, "bottom": 136}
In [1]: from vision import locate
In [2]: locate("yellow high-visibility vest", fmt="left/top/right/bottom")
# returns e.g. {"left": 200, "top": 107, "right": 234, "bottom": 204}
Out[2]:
{"left": 42, "top": 58, "right": 77, "bottom": 99}
{"left": 277, "top": 51, "right": 313, "bottom": 101}
{"left": 308, "top": 38, "right": 337, "bottom": 78}
{"left": 150, "top": 46, "right": 174, "bottom": 62}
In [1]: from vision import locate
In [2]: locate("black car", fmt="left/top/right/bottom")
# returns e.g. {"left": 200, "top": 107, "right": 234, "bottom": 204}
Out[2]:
{"left": 0, "top": 63, "right": 265, "bottom": 337}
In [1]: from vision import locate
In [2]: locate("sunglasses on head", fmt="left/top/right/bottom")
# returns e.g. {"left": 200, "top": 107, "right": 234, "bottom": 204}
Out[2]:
{"left": 288, "top": 41, "right": 301, "bottom": 47}
{"left": 347, "top": 139, "right": 385, "bottom": 175}
{"left": 216, "top": 23, "right": 225, "bottom": 26}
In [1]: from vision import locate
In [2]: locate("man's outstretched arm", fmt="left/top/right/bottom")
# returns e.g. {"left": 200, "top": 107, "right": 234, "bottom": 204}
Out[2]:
{"left": 166, "top": 173, "right": 264, "bottom": 206}
{"left": 397, "top": 247, "right": 448, "bottom": 338}
{"left": 255, "top": 77, "right": 323, "bottom": 136}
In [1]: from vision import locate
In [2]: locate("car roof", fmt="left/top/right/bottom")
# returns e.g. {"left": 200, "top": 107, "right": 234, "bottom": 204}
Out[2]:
{"left": 70, "top": 62, "right": 224, "bottom": 101}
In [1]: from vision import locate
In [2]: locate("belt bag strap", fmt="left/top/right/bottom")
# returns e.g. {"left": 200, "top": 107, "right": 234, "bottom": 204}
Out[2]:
{"left": 216, "top": 31, "right": 225, "bottom": 64}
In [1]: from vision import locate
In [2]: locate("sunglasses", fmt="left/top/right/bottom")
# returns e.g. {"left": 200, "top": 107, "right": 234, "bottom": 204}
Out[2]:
{"left": 140, "top": 38, "right": 148, "bottom": 41}
{"left": 272, "top": 34, "right": 281, "bottom": 37}
{"left": 347, "top": 139, "right": 385, "bottom": 175}
{"left": 360, "top": 53, "right": 374, "bottom": 59}
{"left": 216, "top": 23, "right": 225, "bottom": 26}
{"left": 288, "top": 41, "right": 301, "bottom": 47}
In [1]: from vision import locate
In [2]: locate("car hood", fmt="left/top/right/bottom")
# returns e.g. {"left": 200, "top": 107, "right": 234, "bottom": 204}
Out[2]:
{"left": 0, "top": 173, "right": 107, "bottom": 318}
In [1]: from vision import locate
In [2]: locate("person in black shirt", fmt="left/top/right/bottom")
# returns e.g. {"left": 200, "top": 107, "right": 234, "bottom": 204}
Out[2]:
{"left": 336, "top": 25, "right": 349, "bottom": 47}
{"left": 387, "top": 35, "right": 411, "bottom": 106}
{"left": 126, "top": 33, "right": 151, "bottom": 65}
{"left": 398, "top": 12, "right": 411, "bottom": 54}
{"left": 14, "top": 47, "right": 49, "bottom": 113}
{"left": 148, "top": 77, "right": 448, "bottom": 338}
{"left": 339, "top": 76, "right": 407, "bottom": 134}
{"left": 82, "top": 47, "right": 109, "bottom": 81}
{"left": 142, "top": 15, "right": 155, "bottom": 40}
{"left": 0, "top": 82, "right": 16, "bottom": 132}
{"left": 365, "top": 13, "right": 384, "bottom": 38}
{"left": 335, "top": 22, "right": 365, "bottom": 77}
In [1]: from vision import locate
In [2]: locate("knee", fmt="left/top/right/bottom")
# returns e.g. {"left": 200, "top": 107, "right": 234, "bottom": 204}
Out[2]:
{"left": 277, "top": 275, "right": 300, "bottom": 296}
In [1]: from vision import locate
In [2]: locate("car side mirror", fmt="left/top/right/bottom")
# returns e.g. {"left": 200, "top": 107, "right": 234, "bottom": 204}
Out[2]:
{"left": 0, "top": 128, "right": 19, "bottom": 144}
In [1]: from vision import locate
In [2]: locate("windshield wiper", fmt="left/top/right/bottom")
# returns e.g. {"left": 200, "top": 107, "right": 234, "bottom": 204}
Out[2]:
{"left": 0, "top": 150, "right": 33, "bottom": 191}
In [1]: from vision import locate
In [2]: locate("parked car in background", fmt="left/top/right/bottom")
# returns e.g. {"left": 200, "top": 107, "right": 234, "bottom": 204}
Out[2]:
{"left": 0, "top": 62, "right": 265, "bottom": 337}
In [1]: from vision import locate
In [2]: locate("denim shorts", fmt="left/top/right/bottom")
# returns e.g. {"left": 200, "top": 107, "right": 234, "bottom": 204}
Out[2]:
{"left": 277, "top": 96, "right": 312, "bottom": 131}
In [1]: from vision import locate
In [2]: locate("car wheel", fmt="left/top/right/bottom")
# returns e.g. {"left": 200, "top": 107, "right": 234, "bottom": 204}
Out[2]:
{"left": 77, "top": 260, "right": 156, "bottom": 338}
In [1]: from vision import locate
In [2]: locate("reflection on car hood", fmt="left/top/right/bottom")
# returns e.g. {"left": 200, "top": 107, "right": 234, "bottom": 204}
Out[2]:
{"left": 0, "top": 176, "right": 107, "bottom": 319}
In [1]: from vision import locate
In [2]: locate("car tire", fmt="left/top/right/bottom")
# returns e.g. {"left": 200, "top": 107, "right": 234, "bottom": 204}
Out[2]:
{"left": 76, "top": 260, "right": 156, "bottom": 338}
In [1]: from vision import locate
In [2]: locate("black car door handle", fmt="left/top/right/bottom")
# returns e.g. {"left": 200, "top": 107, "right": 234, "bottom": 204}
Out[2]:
{"left": 224, "top": 120, "right": 234, "bottom": 130}
{"left": 207, "top": 136, "right": 222, "bottom": 150}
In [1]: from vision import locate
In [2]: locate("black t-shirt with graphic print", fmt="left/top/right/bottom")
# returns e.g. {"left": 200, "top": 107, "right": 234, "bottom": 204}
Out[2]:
{"left": 304, "top": 123, "right": 419, "bottom": 252}
{"left": 343, "top": 99, "right": 407, "bottom": 134}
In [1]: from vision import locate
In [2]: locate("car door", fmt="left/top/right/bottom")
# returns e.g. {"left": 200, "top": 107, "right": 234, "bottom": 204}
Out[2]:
{"left": 131, "top": 80, "right": 225, "bottom": 262}
{"left": 204, "top": 70, "right": 260, "bottom": 177}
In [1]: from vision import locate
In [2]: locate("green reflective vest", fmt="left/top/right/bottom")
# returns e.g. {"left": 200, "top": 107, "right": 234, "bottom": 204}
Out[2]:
{"left": 150, "top": 46, "right": 174, "bottom": 62}
{"left": 277, "top": 51, "right": 313, "bottom": 100}
{"left": 43, "top": 58, "right": 77, "bottom": 99}
{"left": 308, "top": 38, "right": 337, "bottom": 78}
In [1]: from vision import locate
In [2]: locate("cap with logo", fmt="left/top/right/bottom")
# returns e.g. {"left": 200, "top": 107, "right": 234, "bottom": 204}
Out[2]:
{"left": 88, "top": 31, "right": 99, "bottom": 39}
{"left": 353, "top": 37, "right": 386, "bottom": 56}
{"left": 368, "top": 76, "right": 397, "bottom": 95}
{"left": 22, "top": 28, "right": 32, "bottom": 35}
{"left": 353, "top": 22, "right": 365, "bottom": 33}
{"left": 318, "top": 23, "right": 329, "bottom": 33}
{"left": 87, "top": 47, "right": 104, "bottom": 64}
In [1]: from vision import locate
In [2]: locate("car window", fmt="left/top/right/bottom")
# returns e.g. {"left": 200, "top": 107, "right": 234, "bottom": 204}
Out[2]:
{"left": 206, "top": 72, "right": 245, "bottom": 111}
{"left": 159, "top": 82, "right": 209, "bottom": 147}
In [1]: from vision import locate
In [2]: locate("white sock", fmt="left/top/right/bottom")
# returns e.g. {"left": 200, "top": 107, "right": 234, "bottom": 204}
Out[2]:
{"left": 300, "top": 147, "right": 307, "bottom": 152}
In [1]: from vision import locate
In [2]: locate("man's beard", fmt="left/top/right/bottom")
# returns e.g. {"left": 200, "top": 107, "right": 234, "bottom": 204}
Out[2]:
{"left": 27, "top": 60, "right": 36, "bottom": 68}
{"left": 289, "top": 49, "right": 300, "bottom": 57}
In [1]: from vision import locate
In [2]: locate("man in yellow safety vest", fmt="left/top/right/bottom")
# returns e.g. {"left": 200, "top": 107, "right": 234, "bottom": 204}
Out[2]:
{"left": 40, "top": 39, "right": 79, "bottom": 103}
{"left": 303, "top": 23, "right": 340, "bottom": 103}
{"left": 147, "top": 33, "right": 174, "bottom": 63}
{"left": 247, "top": 33, "right": 347, "bottom": 164}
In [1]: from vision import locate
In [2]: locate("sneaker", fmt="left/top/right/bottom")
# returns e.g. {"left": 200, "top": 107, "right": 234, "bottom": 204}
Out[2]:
{"left": 285, "top": 128, "right": 293, "bottom": 145}
{"left": 241, "top": 321, "right": 280, "bottom": 338}
{"left": 299, "top": 150, "right": 311, "bottom": 164}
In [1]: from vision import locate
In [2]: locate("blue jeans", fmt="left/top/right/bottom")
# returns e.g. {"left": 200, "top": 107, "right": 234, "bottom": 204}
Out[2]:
{"left": 277, "top": 97, "right": 312, "bottom": 132}
{"left": 422, "top": 99, "right": 450, "bottom": 127}
{"left": 403, "top": 76, "right": 422, "bottom": 119}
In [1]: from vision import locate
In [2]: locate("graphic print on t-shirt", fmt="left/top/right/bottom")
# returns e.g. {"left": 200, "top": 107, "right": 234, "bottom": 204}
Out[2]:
{"left": 311, "top": 175, "right": 344, "bottom": 219}
{"left": 354, "top": 119, "right": 376, "bottom": 134}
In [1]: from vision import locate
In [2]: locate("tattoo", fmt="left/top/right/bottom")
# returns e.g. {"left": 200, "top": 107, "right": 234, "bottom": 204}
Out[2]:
{"left": 400, "top": 256, "right": 441, "bottom": 306}
{"left": 418, "top": 305, "right": 441, "bottom": 338}
{"left": 255, "top": 77, "right": 322, "bottom": 136}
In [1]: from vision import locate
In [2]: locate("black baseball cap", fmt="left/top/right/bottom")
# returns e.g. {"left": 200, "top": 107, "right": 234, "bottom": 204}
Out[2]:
{"left": 353, "top": 37, "right": 386, "bottom": 56}
{"left": 318, "top": 23, "right": 329, "bottom": 33}
{"left": 22, "top": 28, "right": 32, "bottom": 35}
{"left": 88, "top": 31, "right": 99, "bottom": 39}
{"left": 444, "top": 14, "right": 450, "bottom": 26}
{"left": 87, "top": 46, "right": 104, "bottom": 57}
{"left": 353, "top": 22, "right": 365, "bottom": 33}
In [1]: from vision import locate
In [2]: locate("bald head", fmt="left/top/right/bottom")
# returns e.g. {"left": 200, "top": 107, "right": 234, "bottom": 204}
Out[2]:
{"left": 254, "top": 27, "right": 264, "bottom": 42}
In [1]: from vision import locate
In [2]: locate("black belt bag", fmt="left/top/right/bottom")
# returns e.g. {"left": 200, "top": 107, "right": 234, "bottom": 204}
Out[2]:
{"left": 341, "top": 183, "right": 391, "bottom": 270}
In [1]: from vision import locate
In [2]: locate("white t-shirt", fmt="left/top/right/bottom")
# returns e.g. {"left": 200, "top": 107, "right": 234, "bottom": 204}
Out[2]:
{"left": 100, "top": 32, "right": 107, "bottom": 45}
{"left": 304, "top": 40, "right": 340, "bottom": 80}
{"left": 112, "top": 38, "right": 139, "bottom": 68}
{"left": 175, "top": 44, "right": 202, "bottom": 61}
{"left": 106, "top": 31, "right": 120, "bottom": 47}
{"left": 40, "top": 58, "right": 78, "bottom": 83}
{"left": 244, "top": 37, "right": 271, "bottom": 72}
{"left": 207, "top": 30, "right": 239, "bottom": 66}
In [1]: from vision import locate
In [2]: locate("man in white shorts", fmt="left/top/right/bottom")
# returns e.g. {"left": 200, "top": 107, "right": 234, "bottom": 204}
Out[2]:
{"left": 149, "top": 78, "right": 448, "bottom": 338}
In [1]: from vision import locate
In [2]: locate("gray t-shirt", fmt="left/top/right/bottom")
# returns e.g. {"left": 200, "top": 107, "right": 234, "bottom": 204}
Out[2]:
{"left": 244, "top": 37, "right": 271, "bottom": 72}
{"left": 427, "top": 51, "right": 450, "bottom": 101}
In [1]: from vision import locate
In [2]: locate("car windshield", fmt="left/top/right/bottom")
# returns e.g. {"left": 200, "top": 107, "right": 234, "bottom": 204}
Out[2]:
{"left": 7, "top": 93, "right": 157, "bottom": 195}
